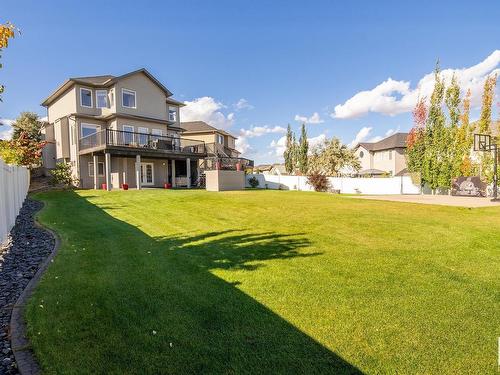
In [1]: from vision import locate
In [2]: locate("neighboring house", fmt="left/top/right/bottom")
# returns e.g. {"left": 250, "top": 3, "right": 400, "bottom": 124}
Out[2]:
{"left": 41, "top": 68, "right": 207, "bottom": 189}
{"left": 267, "top": 164, "right": 287, "bottom": 176}
{"left": 354, "top": 133, "right": 408, "bottom": 176}
{"left": 181, "top": 121, "right": 240, "bottom": 158}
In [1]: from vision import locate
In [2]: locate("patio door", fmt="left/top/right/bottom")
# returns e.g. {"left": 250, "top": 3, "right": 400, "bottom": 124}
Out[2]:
{"left": 140, "top": 163, "right": 154, "bottom": 186}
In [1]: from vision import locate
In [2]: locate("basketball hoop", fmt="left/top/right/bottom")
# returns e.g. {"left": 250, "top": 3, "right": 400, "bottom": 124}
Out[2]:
{"left": 474, "top": 133, "right": 491, "bottom": 151}
{"left": 473, "top": 133, "right": 498, "bottom": 201}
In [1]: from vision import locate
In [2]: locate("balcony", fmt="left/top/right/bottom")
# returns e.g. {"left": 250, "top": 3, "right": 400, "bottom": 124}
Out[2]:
{"left": 79, "top": 129, "right": 206, "bottom": 157}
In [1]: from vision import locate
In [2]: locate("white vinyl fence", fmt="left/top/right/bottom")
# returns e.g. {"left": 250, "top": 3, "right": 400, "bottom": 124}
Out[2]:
{"left": 246, "top": 174, "right": 421, "bottom": 195}
{"left": 0, "top": 158, "right": 30, "bottom": 245}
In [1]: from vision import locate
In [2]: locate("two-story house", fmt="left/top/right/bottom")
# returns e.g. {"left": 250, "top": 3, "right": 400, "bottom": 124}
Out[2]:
{"left": 353, "top": 132, "right": 408, "bottom": 176}
{"left": 41, "top": 69, "right": 206, "bottom": 189}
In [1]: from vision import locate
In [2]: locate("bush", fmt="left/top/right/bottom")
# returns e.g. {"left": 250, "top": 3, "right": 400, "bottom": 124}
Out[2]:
{"left": 248, "top": 176, "right": 259, "bottom": 188}
{"left": 51, "top": 162, "right": 75, "bottom": 187}
{"left": 307, "top": 172, "right": 330, "bottom": 192}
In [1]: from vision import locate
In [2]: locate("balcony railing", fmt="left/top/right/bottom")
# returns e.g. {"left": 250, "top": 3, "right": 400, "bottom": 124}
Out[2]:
{"left": 205, "top": 143, "right": 240, "bottom": 158}
{"left": 79, "top": 129, "right": 206, "bottom": 155}
{"left": 200, "top": 156, "right": 254, "bottom": 171}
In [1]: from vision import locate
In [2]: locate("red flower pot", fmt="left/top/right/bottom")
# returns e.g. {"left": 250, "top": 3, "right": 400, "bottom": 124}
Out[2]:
{"left": 101, "top": 183, "right": 107, "bottom": 190}
{"left": 164, "top": 183, "right": 172, "bottom": 189}
{"left": 122, "top": 184, "right": 129, "bottom": 190}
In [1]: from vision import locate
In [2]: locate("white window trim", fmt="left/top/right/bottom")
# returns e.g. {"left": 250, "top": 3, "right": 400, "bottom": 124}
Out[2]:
{"left": 95, "top": 90, "right": 108, "bottom": 109}
{"left": 141, "top": 162, "right": 155, "bottom": 186}
{"left": 80, "top": 123, "right": 100, "bottom": 138}
{"left": 168, "top": 107, "right": 177, "bottom": 122}
{"left": 122, "top": 125, "right": 134, "bottom": 132}
{"left": 80, "top": 87, "right": 93, "bottom": 108}
{"left": 121, "top": 88, "right": 137, "bottom": 109}
{"left": 151, "top": 128, "right": 163, "bottom": 136}
{"left": 88, "top": 162, "right": 105, "bottom": 177}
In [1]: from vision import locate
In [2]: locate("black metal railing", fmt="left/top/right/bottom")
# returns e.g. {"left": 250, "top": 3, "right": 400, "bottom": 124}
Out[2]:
{"left": 205, "top": 142, "right": 240, "bottom": 158}
{"left": 80, "top": 129, "right": 206, "bottom": 155}
{"left": 201, "top": 156, "right": 254, "bottom": 171}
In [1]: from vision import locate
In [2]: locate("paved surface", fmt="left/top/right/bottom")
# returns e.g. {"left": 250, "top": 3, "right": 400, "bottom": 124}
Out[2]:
{"left": 350, "top": 194, "right": 500, "bottom": 208}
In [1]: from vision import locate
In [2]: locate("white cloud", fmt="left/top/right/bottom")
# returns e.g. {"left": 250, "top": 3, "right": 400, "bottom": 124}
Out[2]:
{"left": 308, "top": 134, "right": 327, "bottom": 151}
{"left": 234, "top": 98, "right": 254, "bottom": 110}
{"left": 348, "top": 126, "right": 372, "bottom": 148}
{"left": 240, "top": 125, "right": 286, "bottom": 138}
{"left": 294, "top": 112, "right": 324, "bottom": 124}
{"left": 333, "top": 50, "right": 500, "bottom": 119}
{"left": 0, "top": 118, "right": 14, "bottom": 140}
{"left": 348, "top": 126, "right": 401, "bottom": 148}
{"left": 181, "top": 96, "right": 234, "bottom": 129}
{"left": 269, "top": 133, "right": 328, "bottom": 159}
{"left": 235, "top": 136, "right": 252, "bottom": 155}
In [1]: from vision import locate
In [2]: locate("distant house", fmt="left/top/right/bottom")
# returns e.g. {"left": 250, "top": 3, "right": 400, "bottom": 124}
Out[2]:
{"left": 354, "top": 133, "right": 408, "bottom": 176}
{"left": 181, "top": 121, "right": 240, "bottom": 158}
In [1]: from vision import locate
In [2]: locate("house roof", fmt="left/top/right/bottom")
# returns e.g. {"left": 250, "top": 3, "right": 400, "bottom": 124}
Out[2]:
{"left": 357, "top": 132, "right": 408, "bottom": 151}
{"left": 181, "top": 121, "right": 237, "bottom": 139}
{"left": 41, "top": 68, "right": 178, "bottom": 107}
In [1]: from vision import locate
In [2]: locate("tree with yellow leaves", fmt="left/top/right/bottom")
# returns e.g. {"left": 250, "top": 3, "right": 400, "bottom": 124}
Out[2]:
{"left": 0, "top": 22, "right": 17, "bottom": 101}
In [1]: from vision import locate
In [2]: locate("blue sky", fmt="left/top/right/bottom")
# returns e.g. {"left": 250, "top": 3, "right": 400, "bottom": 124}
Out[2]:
{"left": 1, "top": 0, "right": 499, "bottom": 164}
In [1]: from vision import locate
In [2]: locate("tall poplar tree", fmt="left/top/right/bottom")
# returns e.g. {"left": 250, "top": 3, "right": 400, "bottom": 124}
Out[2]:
{"left": 423, "top": 64, "right": 446, "bottom": 190}
{"left": 297, "top": 123, "right": 308, "bottom": 175}
{"left": 478, "top": 74, "right": 498, "bottom": 181}
{"left": 284, "top": 124, "right": 294, "bottom": 174}
{"left": 445, "top": 75, "right": 461, "bottom": 179}
{"left": 406, "top": 97, "right": 427, "bottom": 184}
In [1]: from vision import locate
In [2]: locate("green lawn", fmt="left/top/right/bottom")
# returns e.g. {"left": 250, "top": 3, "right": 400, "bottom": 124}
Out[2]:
{"left": 28, "top": 190, "right": 500, "bottom": 374}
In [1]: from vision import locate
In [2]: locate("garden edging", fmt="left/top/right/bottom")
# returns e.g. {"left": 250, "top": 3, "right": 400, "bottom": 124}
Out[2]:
{"left": 10, "top": 202, "right": 60, "bottom": 375}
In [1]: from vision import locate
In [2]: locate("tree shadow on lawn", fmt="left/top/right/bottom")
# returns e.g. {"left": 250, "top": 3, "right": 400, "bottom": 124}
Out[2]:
{"left": 30, "top": 191, "right": 363, "bottom": 374}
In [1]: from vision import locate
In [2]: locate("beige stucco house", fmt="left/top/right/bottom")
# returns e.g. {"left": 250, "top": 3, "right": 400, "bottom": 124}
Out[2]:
{"left": 181, "top": 121, "right": 240, "bottom": 158}
{"left": 41, "top": 69, "right": 208, "bottom": 189}
{"left": 354, "top": 133, "right": 408, "bottom": 176}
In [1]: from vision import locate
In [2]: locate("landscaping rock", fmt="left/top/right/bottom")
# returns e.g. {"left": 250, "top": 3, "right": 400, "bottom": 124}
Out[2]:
{"left": 0, "top": 199, "right": 54, "bottom": 375}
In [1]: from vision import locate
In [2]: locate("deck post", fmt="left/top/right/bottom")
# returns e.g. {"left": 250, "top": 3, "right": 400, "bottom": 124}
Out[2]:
{"left": 135, "top": 155, "right": 141, "bottom": 190}
{"left": 93, "top": 154, "right": 98, "bottom": 190}
{"left": 186, "top": 158, "right": 191, "bottom": 188}
{"left": 105, "top": 152, "right": 111, "bottom": 191}
{"left": 171, "top": 159, "right": 176, "bottom": 187}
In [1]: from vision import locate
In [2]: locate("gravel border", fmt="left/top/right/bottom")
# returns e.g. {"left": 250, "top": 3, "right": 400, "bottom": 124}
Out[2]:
{"left": 0, "top": 199, "right": 57, "bottom": 375}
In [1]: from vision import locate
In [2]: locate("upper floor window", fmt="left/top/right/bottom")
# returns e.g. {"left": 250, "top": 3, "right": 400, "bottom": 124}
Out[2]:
{"left": 359, "top": 150, "right": 364, "bottom": 158}
{"left": 80, "top": 88, "right": 93, "bottom": 108}
{"left": 168, "top": 107, "right": 177, "bottom": 122}
{"left": 81, "top": 123, "right": 100, "bottom": 138}
{"left": 217, "top": 134, "right": 224, "bottom": 144}
{"left": 122, "top": 89, "right": 136, "bottom": 108}
{"left": 96, "top": 90, "right": 108, "bottom": 108}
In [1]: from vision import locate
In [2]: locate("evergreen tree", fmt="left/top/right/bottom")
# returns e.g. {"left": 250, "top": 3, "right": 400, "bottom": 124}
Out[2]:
{"left": 291, "top": 133, "right": 298, "bottom": 173}
{"left": 284, "top": 124, "right": 294, "bottom": 174}
{"left": 297, "top": 123, "right": 308, "bottom": 174}
{"left": 12, "top": 112, "right": 43, "bottom": 142}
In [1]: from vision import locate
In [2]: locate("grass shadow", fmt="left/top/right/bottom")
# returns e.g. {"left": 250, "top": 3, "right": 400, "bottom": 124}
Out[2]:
{"left": 28, "top": 190, "right": 363, "bottom": 374}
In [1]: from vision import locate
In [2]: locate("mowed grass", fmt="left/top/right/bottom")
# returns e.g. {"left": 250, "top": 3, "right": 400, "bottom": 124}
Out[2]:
{"left": 27, "top": 190, "right": 500, "bottom": 374}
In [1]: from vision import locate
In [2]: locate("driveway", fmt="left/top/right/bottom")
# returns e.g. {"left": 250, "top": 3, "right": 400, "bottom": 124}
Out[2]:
{"left": 350, "top": 194, "right": 500, "bottom": 208}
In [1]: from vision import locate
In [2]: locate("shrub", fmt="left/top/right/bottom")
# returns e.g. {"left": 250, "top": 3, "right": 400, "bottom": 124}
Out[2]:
{"left": 51, "top": 162, "right": 75, "bottom": 187}
{"left": 248, "top": 176, "right": 259, "bottom": 188}
{"left": 307, "top": 172, "right": 330, "bottom": 192}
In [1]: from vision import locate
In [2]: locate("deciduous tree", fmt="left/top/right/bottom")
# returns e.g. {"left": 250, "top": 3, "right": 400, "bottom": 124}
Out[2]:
{"left": 12, "top": 112, "right": 44, "bottom": 142}
{"left": 0, "top": 22, "right": 17, "bottom": 101}
{"left": 308, "top": 137, "right": 360, "bottom": 176}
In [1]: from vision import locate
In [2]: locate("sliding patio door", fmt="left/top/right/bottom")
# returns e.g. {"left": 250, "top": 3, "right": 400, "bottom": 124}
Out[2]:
{"left": 140, "top": 163, "right": 154, "bottom": 186}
